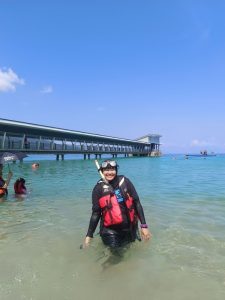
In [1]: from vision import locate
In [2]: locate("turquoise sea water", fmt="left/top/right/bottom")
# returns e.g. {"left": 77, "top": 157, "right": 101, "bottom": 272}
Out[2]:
{"left": 1, "top": 155, "right": 225, "bottom": 300}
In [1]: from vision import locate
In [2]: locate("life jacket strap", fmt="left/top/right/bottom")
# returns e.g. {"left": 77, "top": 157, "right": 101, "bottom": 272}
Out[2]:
{"left": 119, "top": 176, "right": 125, "bottom": 187}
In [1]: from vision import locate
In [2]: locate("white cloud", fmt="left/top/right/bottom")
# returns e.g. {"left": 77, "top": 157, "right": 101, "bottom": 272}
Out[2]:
{"left": 40, "top": 85, "right": 53, "bottom": 94}
{"left": 0, "top": 68, "right": 25, "bottom": 92}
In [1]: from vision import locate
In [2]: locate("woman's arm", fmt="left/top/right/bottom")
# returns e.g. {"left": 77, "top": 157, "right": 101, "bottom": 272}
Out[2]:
{"left": 3, "top": 171, "right": 13, "bottom": 188}
{"left": 83, "top": 184, "right": 102, "bottom": 247}
{"left": 125, "top": 177, "right": 152, "bottom": 240}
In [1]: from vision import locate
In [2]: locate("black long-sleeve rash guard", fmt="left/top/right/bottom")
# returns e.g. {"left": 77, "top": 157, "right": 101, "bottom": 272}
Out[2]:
{"left": 86, "top": 175, "right": 147, "bottom": 238}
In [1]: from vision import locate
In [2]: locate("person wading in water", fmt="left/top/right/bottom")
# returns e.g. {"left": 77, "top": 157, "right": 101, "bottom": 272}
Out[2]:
{"left": 83, "top": 160, "right": 151, "bottom": 252}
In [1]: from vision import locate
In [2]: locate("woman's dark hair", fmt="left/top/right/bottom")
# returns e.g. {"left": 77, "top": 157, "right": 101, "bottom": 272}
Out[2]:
{"left": 16, "top": 178, "right": 25, "bottom": 184}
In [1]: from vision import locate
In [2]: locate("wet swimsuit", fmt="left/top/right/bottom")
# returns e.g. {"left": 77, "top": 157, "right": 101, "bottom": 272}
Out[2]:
{"left": 86, "top": 175, "right": 147, "bottom": 248}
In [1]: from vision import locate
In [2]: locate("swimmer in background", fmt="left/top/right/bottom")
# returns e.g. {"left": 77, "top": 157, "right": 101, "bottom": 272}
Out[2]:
{"left": 14, "top": 178, "right": 27, "bottom": 196}
{"left": 32, "top": 163, "right": 39, "bottom": 169}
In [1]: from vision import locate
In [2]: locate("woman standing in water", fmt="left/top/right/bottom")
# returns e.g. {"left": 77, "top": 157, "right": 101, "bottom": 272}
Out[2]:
{"left": 83, "top": 160, "right": 151, "bottom": 249}
{"left": 0, "top": 163, "right": 13, "bottom": 199}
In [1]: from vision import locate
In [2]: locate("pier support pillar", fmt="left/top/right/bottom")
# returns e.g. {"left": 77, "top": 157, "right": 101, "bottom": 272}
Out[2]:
{"left": 88, "top": 154, "right": 90, "bottom": 159}
{"left": 61, "top": 154, "right": 64, "bottom": 160}
{"left": 84, "top": 154, "right": 86, "bottom": 160}
{"left": 56, "top": 154, "right": 59, "bottom": 160}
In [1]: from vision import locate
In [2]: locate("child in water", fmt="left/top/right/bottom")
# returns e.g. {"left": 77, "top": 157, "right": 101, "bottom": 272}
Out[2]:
{"left": 14, "top": 178, "right": 27, "bottom": 195}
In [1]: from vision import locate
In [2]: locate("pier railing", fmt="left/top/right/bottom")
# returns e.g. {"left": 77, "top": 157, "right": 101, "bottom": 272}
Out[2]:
{"left": 0, "top": 135, "right": 156, "bottom": 158}
{"left": 0, "top": 119, "right": 161, "bottom": 159}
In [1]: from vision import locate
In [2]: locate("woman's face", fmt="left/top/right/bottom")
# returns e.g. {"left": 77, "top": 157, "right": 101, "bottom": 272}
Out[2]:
{"left": 102, "top": 167, "right": 117, "bottom": 182}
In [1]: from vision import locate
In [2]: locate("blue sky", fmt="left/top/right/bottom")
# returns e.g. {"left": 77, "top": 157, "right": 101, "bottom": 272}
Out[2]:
{"left": 0, "top": 0, "right": 225, "bottom": 154}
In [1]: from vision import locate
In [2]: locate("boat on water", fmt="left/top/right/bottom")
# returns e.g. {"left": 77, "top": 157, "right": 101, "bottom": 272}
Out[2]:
{"left": 185, "top": 150, "right": 216, "bottom": 158}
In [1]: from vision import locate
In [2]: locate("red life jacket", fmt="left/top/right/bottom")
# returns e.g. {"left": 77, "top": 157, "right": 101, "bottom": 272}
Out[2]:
{"left": 0, "top": 176, "right": 7, "bottom": 197}
{"left": 0, "top": 187, "right": 7, "bottom": 197}
{"left": 98, "top": 177, "right": 136, "bottom": 227}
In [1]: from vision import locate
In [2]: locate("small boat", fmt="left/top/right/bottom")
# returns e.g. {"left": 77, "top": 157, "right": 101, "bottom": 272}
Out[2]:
{"left": 185, "top": 150, "right": 216, "bottom": 158}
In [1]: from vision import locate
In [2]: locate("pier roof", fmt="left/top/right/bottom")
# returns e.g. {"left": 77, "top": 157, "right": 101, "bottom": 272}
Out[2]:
{"left": 0, "top": 118, "right": 152, "bottom": 146}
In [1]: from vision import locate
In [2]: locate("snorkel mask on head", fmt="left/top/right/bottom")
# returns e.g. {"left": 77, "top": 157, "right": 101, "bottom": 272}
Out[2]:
{"left": 101, "top": 160, "right": 117, "bottom": 168}
{"left": 100, "top": 160, "right": 118, "bottom": 172}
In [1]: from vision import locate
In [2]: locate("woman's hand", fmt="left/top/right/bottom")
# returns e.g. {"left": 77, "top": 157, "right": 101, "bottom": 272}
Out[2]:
{"left": 82, "top": 236, "right": 92, "bottom": 248}
{"left": 140, "top": 228, "right": 152, "bottom": 241}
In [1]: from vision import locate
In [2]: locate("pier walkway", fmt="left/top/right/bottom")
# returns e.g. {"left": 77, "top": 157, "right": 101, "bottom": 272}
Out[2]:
{"left": 0, "top": 119, "right": 161, "bottom": 160}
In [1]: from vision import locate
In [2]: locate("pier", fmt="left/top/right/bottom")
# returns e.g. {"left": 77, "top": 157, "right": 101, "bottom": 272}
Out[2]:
{"left": 0, "top": 118, "right": 161, "bottom": 160}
